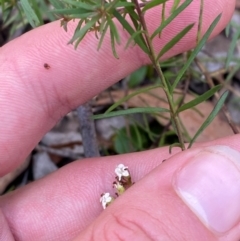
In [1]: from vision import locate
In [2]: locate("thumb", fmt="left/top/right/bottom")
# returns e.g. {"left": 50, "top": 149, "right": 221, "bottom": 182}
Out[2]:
{"left": 74, "top": 145, "right": 240, "bottom": 240}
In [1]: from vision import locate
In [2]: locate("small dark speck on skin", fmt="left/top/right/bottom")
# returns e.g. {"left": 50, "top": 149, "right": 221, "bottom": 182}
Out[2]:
{"left": 44, "top": 63, "right": 50, "bottom": 69}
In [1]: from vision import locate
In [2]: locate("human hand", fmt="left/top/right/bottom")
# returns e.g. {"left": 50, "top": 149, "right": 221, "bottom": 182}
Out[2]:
{"left": 0, "top": 1, "right": 238, "bottom": 240}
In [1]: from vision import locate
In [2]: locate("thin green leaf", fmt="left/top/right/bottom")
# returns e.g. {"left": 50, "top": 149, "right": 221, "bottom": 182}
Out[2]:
{"left": 132, "top": 123, "right": 143, "bottom": 150}
{"left": 20, "top": 0, "right": 40, "bottom": 27}
{"left": 51, "top": 8, "right": 96, "bottom": 19}
{"left": 97, "top": 22, "right": 109, "bottom": 50}
{"left": 124, "top": 6, "right": 148, "bottom": 51}
{"left": 158, "top": 130, "right": 176, "bottom": 147}
{"left": 171, "top": 14, "right": 221, "bottom": 92}
{"left": 114, "top": 125, "right": 147, "bottom": 153}
{"left": 125, "top": 6, "right": 140, "bottom": 23}
{"left": 105, "top": 0, "right": 120, "bottom": 11}
{"left": 226, "top": 61, "right": 240, "bottom": 82}
{"left": 196, "top": 0, "right": 204, "bottom": 43}
{"left": 1, "top": 0, "right": 5, "bottom": 12}
{"left": 48, "top": 0, "right": 68, "bottom": 9}
{"left": 113, "top": 10, "right": 150, "bottom": 54}
{"left": 158, "top": 2, "right": 166, "bottom": 37}
{"left": 171, "top": 0, "right": 181, "bottom": 12}
{"left": 39, "top": 1, "right": 56, "bottom": 21}
{"left": 68, "top": 16, "right": 99, "bottom": 46}
{"left": 93, "top": 107, "right": 170, "bottom": 120}
{"left": 32, "top": 0, "right": 44, "bottom": 25}
{"left": 169, "top": 143, "right": 182, "bottom": 153}
{"left": 156, "top": 23, "right": 194, "bottom": 61}
{"left": 56, "top": 0, "right": 95, "bottom": 9}
{"left": 142, "top": 0, "right": 168, "bottom": 12}
{"left": 125, "top": 30, "right": 146, "bottom": 49}
{"left": 115, "top": 2, "right": 135, "bottom": 8}
{"left": 105, "top": 84, "right": 163, "bottom": 113}
{"left": 107, "top": 15, "right": 120, "bottom": 44}
{"left": 225, "top": 23, "right": 231, "bottom": 38}
{"left": 128, "top": 66, "right": 147, "bottom": 88}
{"left": 177, "top": 85, "right": 222, "bottom": 113}
{"left": 188, "top": 91, "right": 229, "bottom": 148}
{"left": 151, "top": 0, "right": 193, "bottom": 39}
{"left": 110, "top": 24, "right": 119, "bottom": 58}
{"left": 226, "top": 26, "right": 240, "bottom": 68}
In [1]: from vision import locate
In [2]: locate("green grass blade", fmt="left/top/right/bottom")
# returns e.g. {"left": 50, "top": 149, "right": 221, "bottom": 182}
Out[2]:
{"left": 151, "top": 0, "right": 193, "bottom": 40}
{"left": 93, "top": 107, "right": 169, "bottom": 120}
{"left": 105, "top": 84, "right": 163, "bottom": 114}
{"left": 156, "top": 23, "right": 194, "bottom": 61}
{"left": 188, "top": 91, "right": 229, "bottom": 148}
{"left": 171, "top": 14, "right": 221, "bottom": 92}
{"left": 177, "top": 85, "right": 222, "bottom": 113}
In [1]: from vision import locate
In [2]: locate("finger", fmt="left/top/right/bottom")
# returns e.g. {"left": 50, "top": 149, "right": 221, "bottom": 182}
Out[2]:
{"left": 75, "top": 144, "right": 240, "bottom": 240}
{"left": 0, "top": 0, "right": 235, "bottom": 176}
{"left": 0, "top": 146, "right": 175, "bottom": 241}
{"left": 0, "top": 210, "right": 15, "bottom": 241}
{"left": 1, "top": 134, "right": 240, "bottom": 241}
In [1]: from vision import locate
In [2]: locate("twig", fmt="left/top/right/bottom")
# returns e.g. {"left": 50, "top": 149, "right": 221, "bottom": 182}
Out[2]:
{"left": 77, "top": 101, "right": 100, "bottom": 157}
{"left": 36, "top": 145, "right": 83, "bottom": 160}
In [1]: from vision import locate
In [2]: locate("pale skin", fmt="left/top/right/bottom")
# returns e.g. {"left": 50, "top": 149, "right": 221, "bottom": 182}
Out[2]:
{"left": 0, "top": 0, "right": 238, "bottom": 240}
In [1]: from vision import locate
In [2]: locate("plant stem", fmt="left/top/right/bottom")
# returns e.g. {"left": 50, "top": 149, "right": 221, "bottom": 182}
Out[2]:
{"left": 133, "top": 0, "right": 185, "bottom": 150}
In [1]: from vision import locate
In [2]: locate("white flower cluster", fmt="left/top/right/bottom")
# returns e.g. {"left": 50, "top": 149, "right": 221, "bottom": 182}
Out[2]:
{"left": 100, "top": 164, "right": 132, "bottom": 210}
{"left": 100, "top": 193, "right": 114, "bottom": 209}
{"left": 114, "top": 164, "right": 130, "bottom": 181}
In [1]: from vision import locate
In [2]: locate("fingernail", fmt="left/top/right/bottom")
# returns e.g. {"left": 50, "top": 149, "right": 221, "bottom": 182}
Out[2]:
{"left": 173, "top": 145, "right": 240, "bottom": 234}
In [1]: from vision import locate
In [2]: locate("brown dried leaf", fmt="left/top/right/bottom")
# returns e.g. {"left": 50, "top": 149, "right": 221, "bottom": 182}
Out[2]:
{"left": 97, "top": 88, "right": 233, "bottom": 142}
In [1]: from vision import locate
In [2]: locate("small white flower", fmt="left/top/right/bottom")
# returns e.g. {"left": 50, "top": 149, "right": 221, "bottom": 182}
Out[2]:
{"left": 115, "top": 164, "right": 130, "bottom": 181}
{"left": 100, "top": 193, "right": 114, "bottom": 209}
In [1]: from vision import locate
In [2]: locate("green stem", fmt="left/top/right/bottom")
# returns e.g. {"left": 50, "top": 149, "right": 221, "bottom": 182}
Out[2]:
{"left": 133, "top": 0, "right": 185, "bottom": 150}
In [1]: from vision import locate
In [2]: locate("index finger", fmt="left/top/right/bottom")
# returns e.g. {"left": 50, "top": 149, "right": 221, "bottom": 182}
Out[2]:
{"left": 0, "top": 0, "right": 235, "bottom": 176}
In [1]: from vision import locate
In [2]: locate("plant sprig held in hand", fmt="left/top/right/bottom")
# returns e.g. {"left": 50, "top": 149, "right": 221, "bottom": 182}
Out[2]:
{"left": 3, "top": 0, "right": 231, "bottom": 152}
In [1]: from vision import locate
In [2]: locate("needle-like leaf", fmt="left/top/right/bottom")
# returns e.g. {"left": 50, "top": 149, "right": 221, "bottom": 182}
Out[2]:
{"left": 177, "top": 85, "right": 222, "bottom": 113}
{"left": 171, "top": 14, "right": 221, "bottom": 92}
{"left": 93, "top": 107, "right": 170, "bottom": 120}
{"left": 156, "top": 23, "right": 194, "bottom": 61}
{"left": 188, "top": 91, "right": 229, "bottom": 148}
